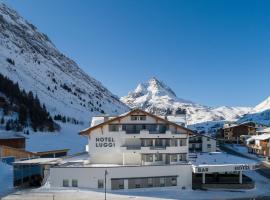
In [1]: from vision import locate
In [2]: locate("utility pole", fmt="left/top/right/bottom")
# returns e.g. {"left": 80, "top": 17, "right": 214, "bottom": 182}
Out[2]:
{"left": 104, "top": 169, "right": 108, "bottom": 200}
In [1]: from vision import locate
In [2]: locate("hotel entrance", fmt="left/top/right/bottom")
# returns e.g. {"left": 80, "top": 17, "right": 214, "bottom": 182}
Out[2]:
{"left": 192, "top": 172, "right": 254, "bottom": 189}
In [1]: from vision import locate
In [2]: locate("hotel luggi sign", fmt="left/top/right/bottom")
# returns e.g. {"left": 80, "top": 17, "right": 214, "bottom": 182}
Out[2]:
{"left": 95, "top": 137, "right": 116, "bottom": 148}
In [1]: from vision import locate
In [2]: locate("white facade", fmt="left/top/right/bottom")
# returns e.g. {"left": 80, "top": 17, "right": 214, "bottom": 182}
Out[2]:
{"left": 50, "top": 109, "right": 193, "bottom": 190}
{"left": 189, "top": 134, "right": 216, "bottom": 153}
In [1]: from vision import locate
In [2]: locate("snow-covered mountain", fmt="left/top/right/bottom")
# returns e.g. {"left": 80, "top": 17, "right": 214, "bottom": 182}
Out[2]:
{"left": 0, "top": 3, "right": 129, "bottom": 124}
{"left": 253, "top": 96, "right": 270, "bottom": 113}
{"left": 237, "top": 97, "right": 270, "bottom": 125}
{"left": 121, "top": 78, "right": 252, "bottom": 127}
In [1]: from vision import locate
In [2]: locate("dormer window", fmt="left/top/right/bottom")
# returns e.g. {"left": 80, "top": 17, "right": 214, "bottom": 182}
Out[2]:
{"left": 131, "top": 115, "right": 146, "bottom": 121}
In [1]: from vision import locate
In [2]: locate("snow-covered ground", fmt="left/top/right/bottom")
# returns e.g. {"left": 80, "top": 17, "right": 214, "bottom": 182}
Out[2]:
{"left": 0, "top": 162, "right": 13, "bottom": 198}
{"left": 224, "top": 144, "right": 265, "bottom": 161}
{"left": 25, "top": 122, "right": 88, "bottom": 154}
{"left": 0, "top": 122, "right": 87, "bottom": 197}
{"left": 2, "top": 170, "right": 270, "bottom": 200}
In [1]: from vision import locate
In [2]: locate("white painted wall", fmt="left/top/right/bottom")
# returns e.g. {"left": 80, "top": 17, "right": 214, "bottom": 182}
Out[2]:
{"left": 202, "top": 137, "right": 216, "bottom": 152}
{"left": 50, "top": 164, "right": 192, "bottom": 190}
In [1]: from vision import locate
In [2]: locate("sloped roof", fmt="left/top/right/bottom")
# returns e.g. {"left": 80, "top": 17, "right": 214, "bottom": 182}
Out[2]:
{"left": 247, "top": 134, "right": 270, "bottom": 142}
{"left": 0, "top": 131, "right": 25, "bottom": 139}
{"left": 79, "top": 108, "right": 194, "bottom": 135}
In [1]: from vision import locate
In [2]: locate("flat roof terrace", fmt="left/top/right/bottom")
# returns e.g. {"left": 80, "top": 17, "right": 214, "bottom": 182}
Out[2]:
{"left": 191, "top": 152, "right": 260, "bottom": 173}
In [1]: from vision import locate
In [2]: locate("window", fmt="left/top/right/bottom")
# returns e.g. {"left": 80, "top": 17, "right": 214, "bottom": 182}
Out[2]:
{"left": 131, "top": 115, "right": 138, "bottom": 121}
{"left": 171, "top": 177, "right": 177, "bottom": 186}
{"left": 131, "top": 115, "right": 146, "bottom": 121}
{"left": 155, "top": 153, "right": 163, "bottom": 162}
{"left": 171, "top": 154, "right": 177, "bottom": 162}
{"left": 171, "top": 139, "right": 178, "bottom": 147}
{"left": 207, "top": 144, "right": 211, "bottom": 148}
{"left": 140, "top": 115, "right": 146, "bottom": 120}
{"left": 111, "top": 179, "right": 124, "bottom": 190}
{"left": 207, "top": 138, "right": 210, "bottom": 141}
{"left": 72, "top": 179, "right": 78, "bottom": 187}
{"left": 179, "top": 139, "right": 187, "bottom": 146}
{"left": 179, "top": 153, "right": 187, "bottom": 161}
{"left": 148, "top": 178, "right": 153, "bottom": 187}
{"left": 109, "top": 124, "right": 119, "bottom": 132}
{"left": 155, "top": 139, "right": 163, "bottom": 147}
{"left": 158, "top": 124, "right": 167, "bottom": 133}
{"left": 142, "top": 139, "right": 153, "bottom": 147}
{"left": 63, "top": 179, "right": 69, "bottom": 187}
{"left": 98, "top": 179, "right": 104, "bottom": 188}
{"left": 145, "top": 154, "right": 153, "bottom": 162}
{"left": 160, "top": 177, "right": 165, "bottom": 187}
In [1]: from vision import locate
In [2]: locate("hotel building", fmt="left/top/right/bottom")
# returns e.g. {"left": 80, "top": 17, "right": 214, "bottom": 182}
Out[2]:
{"left": 49, "top": 109, "right": 193, "bottom": 190}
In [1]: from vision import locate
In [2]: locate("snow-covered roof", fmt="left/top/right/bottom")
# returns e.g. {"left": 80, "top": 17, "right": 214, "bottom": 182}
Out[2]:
{"left": 166, "top": 115, "right": 186, "bottom": 125}
{"left": 0, "top": 131, "right": 25, "bottom": 139}
{"left": 257, "top": 127, "right": 270, "bottom": 133}
{"left": 191, "top": 152, "right": 257, "bottom": 166}
{"left": 247, "top": 134, "right": 270, "bottom": 142}
{"left": 190, "top": 133, "right": 216, "bottom": 140}
{"left": 80, "top": 109, "right": 195, "bottom": 135}
{"left": 13, "top": 158, "right": 61, "bottom": 165}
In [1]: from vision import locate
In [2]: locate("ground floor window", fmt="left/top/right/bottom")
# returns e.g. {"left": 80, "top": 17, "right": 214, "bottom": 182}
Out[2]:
{"left": 144, "top": 154, "right": 153, "bottom": 162}
{"left": 170, "top": 154, "right": 178, "bottom": 162}
{"left": 155, "top": 153, "right": 163, "bottom": 162}
{"left": 63, "top": 179, "right": 69, "bottom": 187}
{"left": 160, "top": 177, "right": 165, "bottom": 187}
{"left": 72, "top": 179, "right": 78, "bottom": 187}
{"left": 98, "top": 179, "right": 104, "bottom": 188}
{"left": 111, "top": 179, "right": 124, "bottom": 190}
{"left": 126, "top": 176, "right": 178, "bottom": 190}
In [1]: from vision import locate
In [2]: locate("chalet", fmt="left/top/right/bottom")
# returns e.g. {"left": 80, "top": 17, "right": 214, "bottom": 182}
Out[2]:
{"left": 246, "top": 128, "right": 270, "bottom": 159}
{"left": 0, "top": 132, "right": 26, "bottom": 149}
{"left": 222, "top": 122, "right": 257, "bottom": 143}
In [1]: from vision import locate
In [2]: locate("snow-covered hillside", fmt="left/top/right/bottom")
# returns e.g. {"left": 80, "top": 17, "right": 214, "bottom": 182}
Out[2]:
{"left": 236, "top": 97, "right": 270, "bottom": 125}
{"left": 254, "top": 96, "right": 270, "bottom": 113}
{"left": 121, "top": 78, "right": 252, "bottom": 127}
{"left": 0, "top": 3, "right": 129, "bottom": 124}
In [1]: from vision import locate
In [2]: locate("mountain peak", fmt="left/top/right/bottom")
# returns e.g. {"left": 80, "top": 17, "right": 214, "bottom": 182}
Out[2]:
{"left": 147, "top": 77, "right": 177, "bottom": 98}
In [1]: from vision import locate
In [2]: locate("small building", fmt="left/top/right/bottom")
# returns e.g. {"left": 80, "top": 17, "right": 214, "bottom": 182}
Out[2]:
{"left": 222, "top": 122, "right": 256, "bottom": 143}
{"left": 13, "top": 158, "right": 61, "bottom": 187}
{"left": 246, "top": 133, "right": 270, "bottom": 159}
{"left": 0, "top": 132, "right": 26, "bottom": 149}
{"left": 192, "top": 152, "right": 259, "bottom": 189}
{"left": 189, "top": 134, "right": 216, "bottom": 153}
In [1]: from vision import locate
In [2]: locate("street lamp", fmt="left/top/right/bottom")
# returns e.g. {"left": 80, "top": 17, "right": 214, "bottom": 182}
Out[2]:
{"left": 104, "top": 169, "right": 108, "bottom": 200}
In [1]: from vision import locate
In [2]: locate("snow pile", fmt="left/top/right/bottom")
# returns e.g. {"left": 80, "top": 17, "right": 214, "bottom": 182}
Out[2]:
{"left": 121, "top": 78, "right": 252, "bottom": 128}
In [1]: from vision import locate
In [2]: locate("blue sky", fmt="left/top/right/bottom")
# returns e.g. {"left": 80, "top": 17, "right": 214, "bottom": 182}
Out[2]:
{"left": 3, "top": 0, "right": 270, "bottom": 107}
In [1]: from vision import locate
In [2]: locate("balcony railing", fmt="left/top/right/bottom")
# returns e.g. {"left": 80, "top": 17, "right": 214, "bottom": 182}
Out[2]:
{"left": 149, "top": 146, "right": 166, "bottom": 150}
{"left": 124, "top": 146, "right": 141, "bottom": 150}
